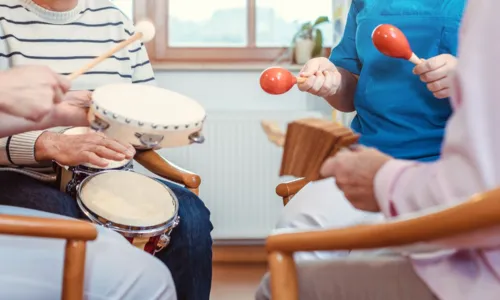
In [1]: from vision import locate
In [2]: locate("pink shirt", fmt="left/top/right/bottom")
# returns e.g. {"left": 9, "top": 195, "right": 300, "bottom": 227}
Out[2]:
{"left": 374, "top": 1, "right": 500, "bottom": 299}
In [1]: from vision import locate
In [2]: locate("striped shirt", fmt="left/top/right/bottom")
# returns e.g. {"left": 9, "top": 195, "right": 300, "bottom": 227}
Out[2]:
{"left": 0, "top": 0, "right": 155, "bottom": 170}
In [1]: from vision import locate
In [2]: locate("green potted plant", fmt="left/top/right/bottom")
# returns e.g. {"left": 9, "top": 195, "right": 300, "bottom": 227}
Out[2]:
{"left": 292, "top": 16, "right": 330, "bottom": 64}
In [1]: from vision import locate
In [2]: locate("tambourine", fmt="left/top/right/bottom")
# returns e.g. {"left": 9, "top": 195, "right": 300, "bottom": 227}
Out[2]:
{"left": 88, "top": 83, "right": 206, "bottom": 149}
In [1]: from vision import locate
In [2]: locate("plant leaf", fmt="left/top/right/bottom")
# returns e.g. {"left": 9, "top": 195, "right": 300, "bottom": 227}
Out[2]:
{"left": 311, "top": 29, "right": 323, "bottom": 57}
{"left": 313, "top": 16, "right": 329, "bottom": 27}
{"left": 300, "top": 21, "right": 313, "bottom": 31}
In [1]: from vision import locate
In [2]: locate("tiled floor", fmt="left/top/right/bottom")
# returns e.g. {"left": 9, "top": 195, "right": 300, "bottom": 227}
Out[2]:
{"left": 211, "top": 263, "right": 268, "bottom": 300}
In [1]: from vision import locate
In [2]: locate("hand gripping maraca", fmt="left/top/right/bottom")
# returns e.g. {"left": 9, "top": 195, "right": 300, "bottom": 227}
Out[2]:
{"left": 371, "top": 24, "right": 422, "bottom": 65}
{"left": 259, "top": 67, "right": 307, "bottom": 95}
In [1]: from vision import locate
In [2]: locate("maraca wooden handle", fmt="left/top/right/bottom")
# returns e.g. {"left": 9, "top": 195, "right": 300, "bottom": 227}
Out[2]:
{"left": 408, "top": 53, "right": 423, "bottom": 65}
{"left": 296, "top": 77, "right": 307, "bottom": 84}
{"left": 68, "top": 33, "right": 143, "bottom": 81}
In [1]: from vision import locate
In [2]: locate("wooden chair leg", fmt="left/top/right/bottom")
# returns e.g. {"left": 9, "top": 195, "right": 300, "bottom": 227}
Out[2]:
{"left": 62, "top": 240, "right": 87, "bottom": 300}
{"left": 269, "top": 251, "right": 298, "bottom": 300}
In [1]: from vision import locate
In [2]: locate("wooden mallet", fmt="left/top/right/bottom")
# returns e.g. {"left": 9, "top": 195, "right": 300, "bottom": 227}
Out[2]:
{"left": 68, "top": 19, "right": 156, "bottom": 81}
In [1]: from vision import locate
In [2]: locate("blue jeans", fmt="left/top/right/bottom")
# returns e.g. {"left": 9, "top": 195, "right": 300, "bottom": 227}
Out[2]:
{"left": 0, "top": 172, "right": 213, "bottom": 300}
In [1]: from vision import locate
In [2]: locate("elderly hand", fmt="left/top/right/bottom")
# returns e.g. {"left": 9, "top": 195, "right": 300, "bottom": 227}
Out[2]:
{"left": 35, "top": 131, "right": 135, "bottom": 167}
{"left": 0, "top": 65, "right": 71, "bottom": 121}
{"left": 298, "top": 57, "right": 342, "bottom": 98}
{"left": 413, "top": 54, "right": 458, "bottom": 99}
{"left": 42, "top": 90, "right": 92, "bottom": 127}
{"left": 320, "top": 147, "right": 392, "bottom": 212}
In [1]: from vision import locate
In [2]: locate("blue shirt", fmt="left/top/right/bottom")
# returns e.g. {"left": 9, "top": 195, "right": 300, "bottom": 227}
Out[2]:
{"left": 330, "top": 0, "right": 466, "bottom": 162}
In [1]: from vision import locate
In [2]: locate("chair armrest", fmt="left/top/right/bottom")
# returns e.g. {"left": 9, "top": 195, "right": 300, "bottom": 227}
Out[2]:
{"left": 276, "top": 178, "right": 309, "bottom": 197}
{"left": 267, "top": 188, "right": 500, "bottom": 252}
{"left": 0, "top": 214, "right": 97, "bottom": 241}
{"left": 134, "top": 150, "right": 201, "bottom": 193}
{"left": 276, "top": 178, "right": 309, "bottom": 205}
{"left": 0, "top": 215, "right": 98, "bottom": 300}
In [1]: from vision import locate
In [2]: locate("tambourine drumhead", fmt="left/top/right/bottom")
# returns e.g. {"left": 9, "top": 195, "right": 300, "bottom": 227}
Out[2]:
{"left": 92, "top": 83, "right": 206, "bottom": 129}
{"left": 79, "top": 171, "right": 177, "bottom": 227}
{"left": 62, "top": 127, "right": 131, "bottom": 169}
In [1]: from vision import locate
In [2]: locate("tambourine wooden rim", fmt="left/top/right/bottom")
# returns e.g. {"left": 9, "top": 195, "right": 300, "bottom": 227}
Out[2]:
{"left": 91, "top": 83, "right": 206, "bottom": 131}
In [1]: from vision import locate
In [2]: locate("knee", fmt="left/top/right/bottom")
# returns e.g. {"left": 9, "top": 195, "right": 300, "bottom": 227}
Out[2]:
{"left": 276, "top": 197, "right": 322, "bottom": 231}
{"left": 177, "top": 191, "right": 213, "bottom": 246}
{"left": 87, "top": 244, "right": 177, "bottom": 299}
{"left": 274, "top": 179, "right": 353, "bottom": 231}
{"left": 165, "top": 183, "right": 213, "bottom": 241}
{"left": 275, "top": 184, "right": 320, "bottom": 230}
{"left": 131, "top": 253, "right": 177, "bottom": 299}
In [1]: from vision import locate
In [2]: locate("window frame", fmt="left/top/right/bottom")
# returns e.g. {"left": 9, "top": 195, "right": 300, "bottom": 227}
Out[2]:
{"left": 133, "top": 0, "right": 330, "bottom": 63}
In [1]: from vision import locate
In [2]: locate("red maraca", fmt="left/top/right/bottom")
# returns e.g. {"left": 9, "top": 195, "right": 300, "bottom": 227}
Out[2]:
{"left": 260, "top": 67, "right": 307, "bottom": 95}
{"left": 371, "top": 24, "right": 421, "bottom": 64}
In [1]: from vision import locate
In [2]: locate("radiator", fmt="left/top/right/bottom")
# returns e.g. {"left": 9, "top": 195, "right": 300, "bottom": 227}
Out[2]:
{"left": 133, "top": 110, "right": 325, "bottom": 239}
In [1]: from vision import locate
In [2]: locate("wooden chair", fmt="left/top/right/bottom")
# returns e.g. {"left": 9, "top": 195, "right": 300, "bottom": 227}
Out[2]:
{"left": 267, "top": 188, "right": 500, "bottom": 300}
{"left": 135, "top": 149, "right": 201, "bottom": 195}
{"left": 0, "top": 214, "right": 97, "bottom": 300}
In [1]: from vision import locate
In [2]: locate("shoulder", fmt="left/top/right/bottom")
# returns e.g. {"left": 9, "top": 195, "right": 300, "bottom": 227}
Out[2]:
{"left": 350, "top": 0, "right": 368, "bottom": 13}
{"left": 80, "top": 0, "right": 135, "bottom": 34}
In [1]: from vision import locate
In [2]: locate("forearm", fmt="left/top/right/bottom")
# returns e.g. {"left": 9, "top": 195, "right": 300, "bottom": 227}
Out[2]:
{"left": 374, "top": 156, "right": 482, "bottom": 217}
{"left": 0, "top": 112, "right": 52, "bottom": 137}
{"left": 373, "top": 159, "right": 500, "bottom": 249}
{"left": 323, "top": 68, "right": 358, "bottom": 112}
{"left": 0, "top": 113, "right": 62, "bottom": 166}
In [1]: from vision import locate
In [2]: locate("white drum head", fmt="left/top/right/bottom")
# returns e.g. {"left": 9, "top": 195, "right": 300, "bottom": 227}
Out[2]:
{"left": 92, "top": 84, "right": 206, "bottom": 128}
{"left": 79, "top": 171, "right": 176, "bottom": 227}
{"left": 62, "top": 127, "right": 131, "bottom": 169}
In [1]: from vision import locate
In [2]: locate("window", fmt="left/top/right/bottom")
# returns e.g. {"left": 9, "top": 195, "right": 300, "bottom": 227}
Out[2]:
{"left": 114, "top": 0, "right": 339, "bottom": 63}
{"left": 168, "top": 0, "right": 248, "bottom": 47}
{"left": 255, "top": 0, "right": 333, "bottom": 48}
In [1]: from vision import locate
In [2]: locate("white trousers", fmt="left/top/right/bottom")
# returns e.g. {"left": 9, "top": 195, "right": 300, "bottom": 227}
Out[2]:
{"left": 0, "top": 205, "right": 177, "bottom": 300}
{"left": 273, "top": 178, "right": 386, "bottom": 260}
